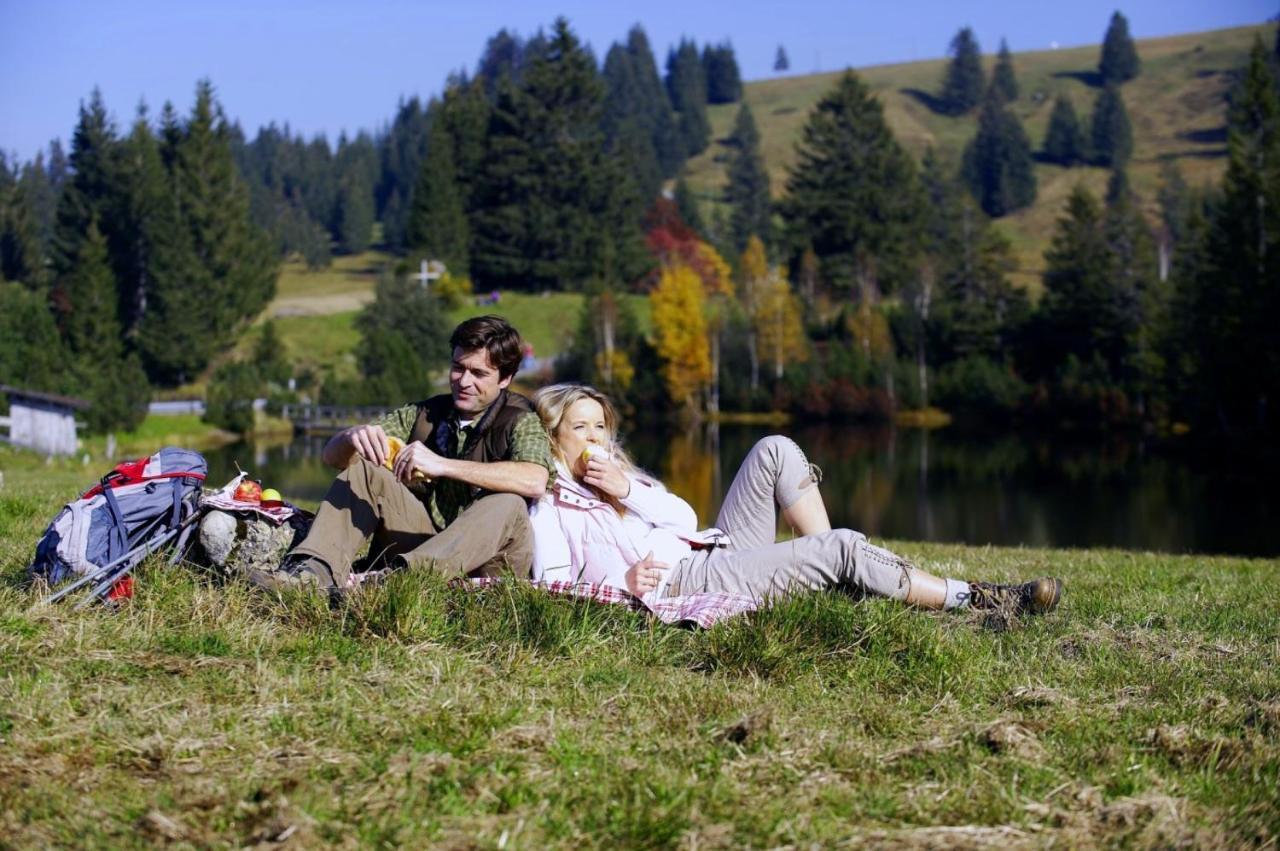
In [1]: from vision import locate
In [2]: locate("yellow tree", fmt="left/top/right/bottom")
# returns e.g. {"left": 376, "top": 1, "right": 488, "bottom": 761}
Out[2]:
{"left": 846, "top": 300, "right": 897, "bottom": 405}
{"left": 736, "top": 235, "right": 769, "bottom": 392}
{"left": 692, "top": 241, "right": 733, "bottom": 414}
{"left": 650, "top": 260, "right": 712, "bottom": 413}
{"left": 754, "top": 266, "right": 809, "bottom": 379}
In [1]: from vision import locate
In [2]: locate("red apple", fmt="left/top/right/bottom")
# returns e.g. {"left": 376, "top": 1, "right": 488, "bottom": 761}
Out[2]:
{"left": 233, "top": 479, "right": 263, "bottom": 502}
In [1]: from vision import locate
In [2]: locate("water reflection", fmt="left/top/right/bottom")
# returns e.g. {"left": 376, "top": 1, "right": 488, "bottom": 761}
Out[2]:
{"left": 203, "top": 425, "right": 1278, "bottom": 558}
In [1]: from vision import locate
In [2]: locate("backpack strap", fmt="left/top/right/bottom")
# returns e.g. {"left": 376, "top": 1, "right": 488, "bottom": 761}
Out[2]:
{"left": 99, "top": 484, "right": 131, "bottom": 564}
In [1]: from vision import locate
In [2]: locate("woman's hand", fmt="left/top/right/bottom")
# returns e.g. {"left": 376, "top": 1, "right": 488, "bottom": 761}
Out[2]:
{"left": 624, "top": 551, "right": 668, "bottom": 597}
{"left": 582, "top": 454, "right": 631, "bottom": 499}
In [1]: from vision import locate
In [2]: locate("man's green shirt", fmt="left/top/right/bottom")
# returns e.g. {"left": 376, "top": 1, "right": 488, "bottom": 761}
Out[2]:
{"left": 374, "top": 402, "right": 555, "bottom": 530}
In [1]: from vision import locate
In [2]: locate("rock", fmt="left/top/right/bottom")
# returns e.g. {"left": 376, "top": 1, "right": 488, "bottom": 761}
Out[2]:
{"left": 197, "top": 509, "right": 309, "bottom": 577}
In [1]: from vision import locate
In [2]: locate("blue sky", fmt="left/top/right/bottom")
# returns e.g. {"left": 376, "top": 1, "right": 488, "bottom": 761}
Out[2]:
{"left": 2, "top": 0, "right": 1274, "bottom": 162}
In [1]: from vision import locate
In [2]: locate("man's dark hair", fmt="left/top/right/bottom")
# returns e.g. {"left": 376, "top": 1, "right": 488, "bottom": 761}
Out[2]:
{"left": 450, "top": 315, "right": 524, "bottom": 379}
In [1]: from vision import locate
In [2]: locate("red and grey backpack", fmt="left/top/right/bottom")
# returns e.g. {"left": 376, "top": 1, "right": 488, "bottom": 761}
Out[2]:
{"left": 30, "top": 447, "right": 207, "bottom": 585}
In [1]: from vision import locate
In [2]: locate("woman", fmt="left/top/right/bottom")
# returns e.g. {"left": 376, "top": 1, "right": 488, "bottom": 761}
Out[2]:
{"left": 529, "top": 384, "right": 1062, "bottom": 616}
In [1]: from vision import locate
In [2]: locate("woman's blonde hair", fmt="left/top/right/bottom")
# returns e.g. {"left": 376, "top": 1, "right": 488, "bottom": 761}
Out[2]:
{"left": 532, "top": 383, "right": 640, "bottom": 477}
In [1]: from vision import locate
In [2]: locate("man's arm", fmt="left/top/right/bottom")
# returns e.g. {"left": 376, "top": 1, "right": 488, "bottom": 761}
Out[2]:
{"left": 423, "top": 457, "right": 548, "bottom": 499}
{"left": 322, "top": 405, "right": 416, "bottom": 470}
{"left": 392, "top": 410, "right": 554, "bottom": 498}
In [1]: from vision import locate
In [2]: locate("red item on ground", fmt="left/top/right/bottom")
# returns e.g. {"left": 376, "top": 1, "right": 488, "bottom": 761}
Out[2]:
{"left": 107, "top": 575, "right": 134, "bottom": 601}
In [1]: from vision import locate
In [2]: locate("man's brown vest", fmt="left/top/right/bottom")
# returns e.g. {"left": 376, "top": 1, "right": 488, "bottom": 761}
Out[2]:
{"left": 406, "top": 389, "right": 534, "bottom": 467}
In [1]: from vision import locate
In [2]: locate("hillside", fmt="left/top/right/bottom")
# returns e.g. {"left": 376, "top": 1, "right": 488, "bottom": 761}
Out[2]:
{"left": 685, "top": 24, "right": 1270, "bottom": 292}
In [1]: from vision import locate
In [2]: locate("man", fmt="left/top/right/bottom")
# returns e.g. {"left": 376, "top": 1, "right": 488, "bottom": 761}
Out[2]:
{"left": 251, "top": 315, "right": 555, "bottom": 593}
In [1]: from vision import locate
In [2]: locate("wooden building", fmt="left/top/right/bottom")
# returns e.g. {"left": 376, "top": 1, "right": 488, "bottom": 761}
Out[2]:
{"left": 0, "top": 385, "right": 90, "bottom": 456}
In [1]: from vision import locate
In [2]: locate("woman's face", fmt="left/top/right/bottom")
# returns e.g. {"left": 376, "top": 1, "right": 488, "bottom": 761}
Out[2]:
{"left": 554, "top": 397, "right": 610, "bottom": 477}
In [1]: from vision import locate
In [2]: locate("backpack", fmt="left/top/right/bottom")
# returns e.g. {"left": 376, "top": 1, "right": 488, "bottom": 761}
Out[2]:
{"left": 30, "top": 447, "right": 208, "bottom": 585}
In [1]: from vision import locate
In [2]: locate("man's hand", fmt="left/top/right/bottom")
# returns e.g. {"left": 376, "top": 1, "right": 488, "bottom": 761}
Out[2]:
{"left": 583, "top": 455, "right": 631, "bottom": 500}
{"left": 624, "top": 551, "right": 668, "bottom": 597}
{"left": 347, "top": 424, "right": 390, "bottom": 468}
{"left": 393, "top": 440, "right": 447, "bottom": 484}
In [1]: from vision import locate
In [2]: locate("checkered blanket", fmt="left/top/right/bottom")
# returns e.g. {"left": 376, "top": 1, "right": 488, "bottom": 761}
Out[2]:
{"left": 348, "top": 572, "right": 759, "bottom": 628}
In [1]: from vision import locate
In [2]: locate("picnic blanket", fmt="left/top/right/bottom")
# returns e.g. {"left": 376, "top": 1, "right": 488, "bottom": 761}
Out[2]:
{"left": 349, "top": 572, "right": 759, "bottom": 629}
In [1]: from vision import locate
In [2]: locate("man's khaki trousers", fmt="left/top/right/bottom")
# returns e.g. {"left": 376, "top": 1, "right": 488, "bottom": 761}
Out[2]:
{"left": 291, "top": 457, "right": 534, "bottom": 587}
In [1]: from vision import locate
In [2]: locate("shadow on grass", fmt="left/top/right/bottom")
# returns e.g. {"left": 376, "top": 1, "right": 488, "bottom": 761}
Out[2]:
{"left": 1052, "top": 70, "right": 1104, "bottom": 88}
{"left": 900, "top": 88, "right": 952, "bottom": 115}
{"left": 1179, "top": 126, "right": 1227, "bottom": 145}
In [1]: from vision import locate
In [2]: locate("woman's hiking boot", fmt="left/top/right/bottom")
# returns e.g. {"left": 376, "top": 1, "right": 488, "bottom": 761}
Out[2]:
{"left": 967, "top": 577, "right": 1063, "bottom": 616}
{"left": 248, "top": 555, "right": 337, "bottom": 594}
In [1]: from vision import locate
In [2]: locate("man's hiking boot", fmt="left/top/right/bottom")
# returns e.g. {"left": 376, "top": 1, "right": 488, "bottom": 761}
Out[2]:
{"left": 248, "top": 555, "right": 337, "bottom": 594}
{"left": 967, "top": 577, "right": 1063, "bottom": 616}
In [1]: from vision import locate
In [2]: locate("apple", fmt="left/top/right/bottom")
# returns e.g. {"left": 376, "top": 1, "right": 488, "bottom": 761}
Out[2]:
{"left": 233, "top": 479, "right": 263, "bottom": 502}
{"left": 261, "top": 488, "right": 282, "bottom": 503}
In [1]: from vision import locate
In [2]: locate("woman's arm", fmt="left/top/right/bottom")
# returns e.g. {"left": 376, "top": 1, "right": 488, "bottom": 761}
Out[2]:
{"left": 621, "top": 476, "right": 699, "bottom": 533}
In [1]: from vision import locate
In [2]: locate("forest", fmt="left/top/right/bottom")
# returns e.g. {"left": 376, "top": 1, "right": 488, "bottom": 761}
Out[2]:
{"left": 1, "top": 14, "right": 1277, "bottom": 439}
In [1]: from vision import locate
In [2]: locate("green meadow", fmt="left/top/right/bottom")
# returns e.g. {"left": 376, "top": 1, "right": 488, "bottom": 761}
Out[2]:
{"left": 1, "top": 451, "right": 1276, "bottom": 847}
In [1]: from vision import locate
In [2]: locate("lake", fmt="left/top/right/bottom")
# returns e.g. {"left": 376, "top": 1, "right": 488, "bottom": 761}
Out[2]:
{"left": 203, "top": 423, "right": 1278, "bottom": 559}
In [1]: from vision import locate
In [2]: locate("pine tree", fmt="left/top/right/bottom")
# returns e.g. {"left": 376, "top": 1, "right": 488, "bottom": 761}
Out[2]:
{"left": 940, "top": 27, "right": 985, "bottom": 115}
{"left": 625, "top": 26, "right": 685, "bottom": 178}
{"left": 1043, "top": 95, "right": 1086, "bottom": 165}
{"left": 334, "top": 132, "right": 378, "bottom": 254}
{"left": 60, "top": 219, "right": 149, "bottom": 431}
{"left": 1098, "top": 11, "right": 1140, "bottom": 85}
{"left": 476, "top": 29, "right": 527, "bottom": 99}
{"left": 141, "top": 81, "right": 277, "bottom": 384}
{"left": 602, "top": 41, "right": 663, "bottom": 202}
{"left": 112, "top": 108, "right": 156, "bottom": 333}
{"left": 376, "top": 97, "right": 429, "bottom": 248}
{"left": 437, "top": 74, "right": 491, "bottom": 214}
{"left": 990, "top": 38, "right": 1018, "bottom": 102}
{"left": 666, "top": 39, "right": 710, "bottom": 155}
{"left": 472, "top": 18, "right": 647, "bottom": 290}
{"left": 962, "top": 90, "right": 1037, "bottom": 217}
{"left": 673, "top": 178, "right": 704, "bottom": 234}
{"left": 1091, "top": 85, "right": 1133, "bottom": 166}
{"left": 18, "top": 152, "right": 58, "bottom": 280}
{"left": 0, "top": 281, "right": 66, "bottom": 391}
{"left": 0, "top": 153, "right": 43, "bottom": 287}
{"left": 406, "top": 116, "right": 470, "bottom": 273}
{"left": 774, "top": 45, "right": 790, "bottom": 73}
{"left": 1192, "top": 38, "right": 1280, "bottom": 430}
{"left": 779, "top": 71, "right": 923, "bottom": 296}
{"left": 51, "top": 90, "right": 121, "bottom": 287}
{"left": 1103, "top": 165, "right": 1163, "bottom": 415}
{"left": 725, "top": 104, "right": 772, "bottom": 252}
{"left": 702, "top": 43, "right": 743, "bottom": 104}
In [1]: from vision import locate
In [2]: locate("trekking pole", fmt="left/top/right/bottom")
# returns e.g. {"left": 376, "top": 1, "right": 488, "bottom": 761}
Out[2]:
{"left": 39, "top": 526, "right": 175, "bottom": 606}
{"left": 72, "top": 526, "right": 183, "bottom": 610}
{"left": 75, "top": 504, "right": 205, "bottom": 609}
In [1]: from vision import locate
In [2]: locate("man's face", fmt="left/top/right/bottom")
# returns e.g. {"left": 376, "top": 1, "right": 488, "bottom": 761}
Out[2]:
{"left": 449, "top": 347, "right": 511, "bottom": 416}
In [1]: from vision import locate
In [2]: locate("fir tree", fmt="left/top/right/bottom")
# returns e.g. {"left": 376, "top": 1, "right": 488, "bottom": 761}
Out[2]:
{"left": 779, "top": 71, "right": 923, "bottom": 296}
{"left": 334, "top": 132, "right": 378, "bottom": 254}
{"left": 674, "top": 178, "right": 704, "bottom": 234}
{"left": 1042, "top": 95, "right": 1086, "bottom": 165}
{"left": 1098, "top": 11, "right": 1140, "bottom": 85}
{"left": 625, "top": 26, "right": 685, "bottom": 178}
{"left": 962, "top": 90, "right": 1037, "bottom": 217}
{"left": 376, "top": 97, "right": 429, "bottom": 248}
{"left": 940, "top": 27, "right": 985, "bottom": 115}
{"left": 774, "top": 45, "right": 790, "bottom": 73}
{"left": 141, "top": 81, "right": 277, "bottom": 384}
{"left": 0, "top": 281, "right": 66, "bottom": 391}
{"left": 472, "top": 18, "right": 647, "bottom": 290}
{"left": 476, "top": 29, "right": 527, "bottom": 99}
{"left": 51, "top": 89, "right": 121, "bottom": 287}
{"left": 1103, "top": 165, "right": 1163, "bottom": 415}
{"left": 666, "top": 39, "right": 710, "bottom": 155}
{"left": 406, "top": 116, "right": 470, "bottom": 273}
{"left": 602, "top": 41, "right": 664, "bottom": 202}
{"left": 725, "top": 104, "right": 772, "bottom": 252}
{"left": 702, "top": 42, "right": 743, "bottom": 104}
{"left": 1193, "top": 39, "right": 1280, "bottom": 430}
{"left": 990, "top": 38, "right": 1019, "bottom": 102}
{"left": 19, "top": 152, "right": 58, "bottom": 276}
{"left": 1091, "top": 85, "right": 1133, "bottom": 166}
{"left": 114, "top": 105, "right": 174, "bottom": 336}
{"left": 0, "top": 153, "right": 43, "bottom": 287}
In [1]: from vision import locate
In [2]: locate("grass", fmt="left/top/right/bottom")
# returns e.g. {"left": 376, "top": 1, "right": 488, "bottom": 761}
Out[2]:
{"left": 687, "top": 24, "right": 1270, "bottom": 292}
{"left": 1, "top": 453, "right": 1276, "bottom": 846}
